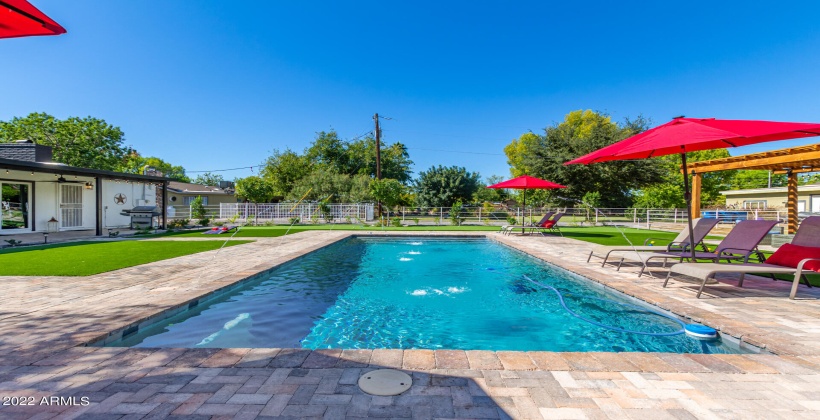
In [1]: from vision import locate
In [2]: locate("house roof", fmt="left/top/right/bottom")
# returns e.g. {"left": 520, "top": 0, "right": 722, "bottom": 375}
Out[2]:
{"left": 166, "top": 181, "right": 233, "bottom": 195}
{"left": 0, "top": 157, "right": 173, "bottom": 182}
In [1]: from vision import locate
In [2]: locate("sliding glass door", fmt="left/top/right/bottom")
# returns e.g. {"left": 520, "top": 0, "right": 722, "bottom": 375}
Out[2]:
{"left": 0, "top": 183, "right": 31, "bottom": 233}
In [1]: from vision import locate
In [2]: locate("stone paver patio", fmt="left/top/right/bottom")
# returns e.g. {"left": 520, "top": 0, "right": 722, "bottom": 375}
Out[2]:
{"left": 1, "top": 230, "right": 819, "bottom": 419}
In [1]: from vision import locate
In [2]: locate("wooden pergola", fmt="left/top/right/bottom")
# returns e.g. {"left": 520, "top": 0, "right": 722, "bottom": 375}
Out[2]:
{"left": 686, "top": 143, "right": 820, "bottom": 234}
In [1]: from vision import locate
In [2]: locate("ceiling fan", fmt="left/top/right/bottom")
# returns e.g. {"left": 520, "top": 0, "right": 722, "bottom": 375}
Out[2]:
{"left": 56, "top": 176, "right": 85, "bottom": 184}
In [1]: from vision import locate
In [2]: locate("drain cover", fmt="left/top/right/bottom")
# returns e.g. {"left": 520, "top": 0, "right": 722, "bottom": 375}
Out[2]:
{"left": 358, "top": 369, "right": 412, "bottom": 396}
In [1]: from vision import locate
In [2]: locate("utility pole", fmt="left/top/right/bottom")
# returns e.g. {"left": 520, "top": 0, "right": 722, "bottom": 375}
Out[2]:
{"left": 374, "top": 113, "right": 382, "bottom": 220}
{"left": 374, "top": 113, "right": 381, "bottom": 180}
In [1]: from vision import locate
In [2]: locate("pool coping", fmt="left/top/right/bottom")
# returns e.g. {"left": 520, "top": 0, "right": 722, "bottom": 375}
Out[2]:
{"left": 68, "top": 230, "right": 820, "bottom": 358}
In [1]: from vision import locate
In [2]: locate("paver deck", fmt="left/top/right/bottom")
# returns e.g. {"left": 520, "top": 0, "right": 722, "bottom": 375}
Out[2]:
{"left": 1, "top": 230, "right": 818, "bottom": 419}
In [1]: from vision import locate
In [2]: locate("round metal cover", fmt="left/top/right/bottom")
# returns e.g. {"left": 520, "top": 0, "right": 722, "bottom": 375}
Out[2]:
{"left": 358, "top": 369, "right": 412, "bottom": 396}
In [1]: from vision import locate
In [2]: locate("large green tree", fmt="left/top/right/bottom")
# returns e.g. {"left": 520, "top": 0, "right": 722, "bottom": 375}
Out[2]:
{"left": 504, "top": 110, "right": 665, "bottom": 208}
{"left": 0, "top": 112, "right": 130, "bottom": 171}
{"left": 118, "top": 152, "right": 190, "bottom": 182}
{"left": 235, "top": 176, "right": 275, "bottom": 203}
{"left": 632, "top": 149, "right": 735, "bottom": 208}
{"left": 260, "top": 130, "right": 413, "bottom": 201}
{"left": 414, "top": 165, "right": 481, "bottom": 207}
{"left": 192, "top": 172, "right": 225, "bottom": 187}
{"left": 261, "top": 148, "right": 313, "bottom": 197}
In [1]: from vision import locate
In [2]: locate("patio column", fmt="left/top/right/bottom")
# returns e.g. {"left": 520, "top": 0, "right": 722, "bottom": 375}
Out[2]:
{"left": 161, "top": 180, "right": 168, "bottom": 229}
{"left": 787, "top": 170, "right": 798, "bottom": 234}
{"left": 95, "top": 176, "right": 103, "bottom": 236}
{"left": 690, "top": 172, "right": 702, "bottom": 218}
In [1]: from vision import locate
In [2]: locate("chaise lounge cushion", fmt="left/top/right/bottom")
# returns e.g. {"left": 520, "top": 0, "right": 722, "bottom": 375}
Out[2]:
{"left": 765, "top": 243, "right": 820, "bottom": 272}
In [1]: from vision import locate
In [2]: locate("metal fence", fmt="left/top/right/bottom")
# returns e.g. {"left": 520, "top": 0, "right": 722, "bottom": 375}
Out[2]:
{"left": 165, "top": 203, "right": 794, "bottom": 229}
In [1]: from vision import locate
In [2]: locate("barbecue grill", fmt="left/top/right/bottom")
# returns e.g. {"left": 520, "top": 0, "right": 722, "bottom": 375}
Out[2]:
{"left": 120, "top": 206, "right": 161, "bottom": 229}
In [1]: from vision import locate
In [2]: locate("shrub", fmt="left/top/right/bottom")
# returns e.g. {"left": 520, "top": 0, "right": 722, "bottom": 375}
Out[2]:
{"left": 391, "top": 217, "right": 402, "bottom": 227}
{"left": 411, "top": 217, "right": 420, "bottom": 225}
{"left": 289, "top": 216, "right": 300, "bottom": 225}
{"left": 507, "top": 216, "right": 517, "bottom": 225}
{"left": 198, "top": 218, "right": 210, "bottom": 226}
{"left": 190, "top": 196, "right": 208, "bottom": 219}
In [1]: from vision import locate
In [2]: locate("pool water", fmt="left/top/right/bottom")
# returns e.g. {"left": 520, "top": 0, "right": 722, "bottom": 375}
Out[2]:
{"left": 107, "top": 237, "right": 746, "bottom": 353}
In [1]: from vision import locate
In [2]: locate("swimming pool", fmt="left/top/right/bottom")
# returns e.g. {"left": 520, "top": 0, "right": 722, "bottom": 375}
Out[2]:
{"left": 103, "top": 236, "right": 747, "bottom": 353}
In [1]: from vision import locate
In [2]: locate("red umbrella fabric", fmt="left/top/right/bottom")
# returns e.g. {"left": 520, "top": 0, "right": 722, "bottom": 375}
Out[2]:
{"left": 0, "top": 0, "right": 66, "bottom": 39}
{"left": 487, "top": 175, "right": 566, "bottom": 190}
{"left": 487, "top": 175, "right": 566, "bottom": 226}
{"left": 565, "top": 116, "right": 820, "bottom": 260}
{"left": 565, "top": 117, "right": 820, "bottom": 165}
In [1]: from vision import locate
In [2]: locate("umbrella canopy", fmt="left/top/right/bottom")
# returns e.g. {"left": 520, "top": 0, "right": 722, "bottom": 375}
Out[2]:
{"left": 1, "top": 0, "right": 66, "bottom": 39}
{"left": 487, "top": 175, "right": 566, "bottom": 226}
{"left": 565, "top": 116, "right": 820, "bottom": 261}
{"left": 487, "top": 175, "right": 566, "bottom": 190}
{"left": 565, "top": 117, "right": 820, "bottom": 165}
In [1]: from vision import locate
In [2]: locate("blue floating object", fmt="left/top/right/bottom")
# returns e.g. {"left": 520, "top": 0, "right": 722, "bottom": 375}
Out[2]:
{"left": 684, "top": 324, "right": 718, "bottom": 339}
{"left": 486, "top": 267, "right": 495, "bottom": 271}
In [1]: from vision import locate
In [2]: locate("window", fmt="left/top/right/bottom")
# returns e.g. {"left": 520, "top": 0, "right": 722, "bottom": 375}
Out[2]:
{"left": 742, "top": 200, "right": 766, "bottom": 209}
{"left": 183, "top": 196, "right": 208, "bottom": 205}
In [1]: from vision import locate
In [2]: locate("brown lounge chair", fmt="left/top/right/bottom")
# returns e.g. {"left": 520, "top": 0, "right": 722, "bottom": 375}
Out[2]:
{"left": 502, "top": 212, "right": 554, "bottom": 236}
{"left": 587, "top": 218, "right": 719, "bottom": 266}
{"left": 666, "top": 216, "right": 820, "bottom": 299}
{"left": 611, "top": 219, "right": 779, "bottom": 277}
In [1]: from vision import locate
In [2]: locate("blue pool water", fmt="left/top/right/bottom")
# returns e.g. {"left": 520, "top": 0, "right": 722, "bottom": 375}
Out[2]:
{"left": 107, "top": 237, "right": 746, "bottom": 353}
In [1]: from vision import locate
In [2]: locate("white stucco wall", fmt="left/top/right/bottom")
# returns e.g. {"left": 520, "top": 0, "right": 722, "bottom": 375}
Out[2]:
{"left": 101, "top": 181, "right": 157, "bottom": 228}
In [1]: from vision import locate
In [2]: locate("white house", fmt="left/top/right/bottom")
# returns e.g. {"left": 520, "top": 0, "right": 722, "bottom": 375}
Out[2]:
{"left": 0, "top": 140, "right": 171, "bottom": 235}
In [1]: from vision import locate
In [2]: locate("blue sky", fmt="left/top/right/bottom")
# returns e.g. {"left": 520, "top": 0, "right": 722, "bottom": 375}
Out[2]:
{"left": 2, "top": 1, "right": 820, "bottom": 182}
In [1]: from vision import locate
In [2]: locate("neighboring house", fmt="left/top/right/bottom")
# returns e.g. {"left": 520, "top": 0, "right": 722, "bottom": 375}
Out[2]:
{"left": 165, "top": 181, "right": 237, "bottom": 207}
{"left": 721, "top": 184, "right": 820, "bottom": 212}
{"left": 0, "top": 140, "right": 171, "bottom": 235}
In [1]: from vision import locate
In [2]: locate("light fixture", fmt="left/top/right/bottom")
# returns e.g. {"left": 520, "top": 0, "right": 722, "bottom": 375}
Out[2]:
{"left": 84, "top": 182, "right": 93, "bottom": 190}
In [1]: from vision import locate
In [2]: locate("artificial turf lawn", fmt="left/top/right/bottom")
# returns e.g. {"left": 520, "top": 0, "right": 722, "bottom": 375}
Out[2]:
{"left": 0, "top": 240, "right": 251, "bottom": 276}
{"left": 168, "top": 224, "right": 709, "bottom": 246}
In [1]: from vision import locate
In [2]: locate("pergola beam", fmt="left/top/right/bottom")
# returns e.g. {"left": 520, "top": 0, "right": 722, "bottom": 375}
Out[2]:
{"left": 685, "top": 151, "right": 820, "bottom": 173}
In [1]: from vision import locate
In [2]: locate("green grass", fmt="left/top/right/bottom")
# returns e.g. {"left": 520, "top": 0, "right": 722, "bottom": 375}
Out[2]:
{"left": 0, "top": 240, "right": 252, "bottom": 276}
{"left": 167, "top": 224, "right": 712, "bottom": 247}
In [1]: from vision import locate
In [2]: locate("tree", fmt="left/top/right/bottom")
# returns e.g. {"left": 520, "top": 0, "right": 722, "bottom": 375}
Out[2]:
{"left": 235, "top": 176, "right": 275, "bottom": 203}
{"left": 472, "top": 175, "right": 510, "bottom": 204}
{"left": 730, "top": 170, "right": 786, "bottom": 189}
{"left": 414, "top": 165, "right": 481, "bottom": 208}
{"left": 260, "top": 148, "right": 313, "bottom": 197}
{"left": 193, "top": 172, "right": 224, "bottom": 186}
{"left": 504, "top": 110, "right": 665, "bottom": 208}
{"left": 285, "top": 167, "right": 352, "bottom": 203}
{"left": 631, "top": 149, "right": 735, "bottom": 208}
{"left": 370, "top": 178, "right": 406, "bottom": 211}
{"left": 0, "top": 112, "right": 130, "bottom": 171}
{"left": 118, "top": 152, "right": 190, "bottom": 182}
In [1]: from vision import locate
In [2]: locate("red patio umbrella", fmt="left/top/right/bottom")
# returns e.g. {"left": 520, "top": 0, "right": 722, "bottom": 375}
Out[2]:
{"left": 487, "top": 175, "right": 566, "bottom": 226}
{"left": 565, "top": 117, "right": 820, "bottom": 260}
{"left": 0, "top": 0, "right": 66, "bottom": 39}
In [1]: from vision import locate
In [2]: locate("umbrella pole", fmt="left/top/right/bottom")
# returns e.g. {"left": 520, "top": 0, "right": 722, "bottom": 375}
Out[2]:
{"left": 680, "top": 152, "right": 697, "bottom": 261}
{"left": 521, "top": 190, "right": 526, "bottom": 234}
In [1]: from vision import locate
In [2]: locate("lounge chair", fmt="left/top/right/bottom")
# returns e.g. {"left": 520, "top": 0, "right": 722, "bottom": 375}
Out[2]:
{"left": 666, "top": 216, "right": 820, "bottom": 299}
{"left": 502, "top": 212, "right": 555, "bottom": 235}
{"left": 586, "top": 218, "right": 719, "bottom": 266}
{"left": 612, "top": 219, "right": 778, "bottom": 277}
{"left": 534, "top": 212, "right": 564, "bottom": 236}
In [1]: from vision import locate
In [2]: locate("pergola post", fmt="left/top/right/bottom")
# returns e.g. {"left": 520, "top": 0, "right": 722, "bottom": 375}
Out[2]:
{"left": 787, "top": 170, "right": 798, "bottom": 234}
{"left": 690, "top": 172, "right": 702, "bottom": 218}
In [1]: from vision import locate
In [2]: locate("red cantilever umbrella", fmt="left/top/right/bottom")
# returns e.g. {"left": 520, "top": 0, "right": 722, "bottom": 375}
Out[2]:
{"left": 487, "top": 175, "right": 566, "bottom": 226}
{"left": 0, "top": 0, "right": 66, "bottom": 39}
{"left": 566, "top": 117, "right": 820, "bottom": 260}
